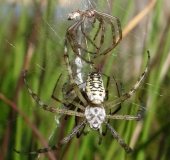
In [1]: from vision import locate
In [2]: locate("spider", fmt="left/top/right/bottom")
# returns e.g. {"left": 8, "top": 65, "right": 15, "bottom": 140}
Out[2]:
{"left": 51, "top": 66, "right": 122, "bottom": 137}
{"left": 66, "top": 8, "right": 122, "bottom": 64}
{"left": 14, "top": 51, "right": 150, "bottom": 155}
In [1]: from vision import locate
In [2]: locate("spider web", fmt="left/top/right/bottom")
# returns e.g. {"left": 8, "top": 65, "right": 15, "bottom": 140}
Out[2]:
{"left": 1, "top": 0, "right": 170, "bottom": 159}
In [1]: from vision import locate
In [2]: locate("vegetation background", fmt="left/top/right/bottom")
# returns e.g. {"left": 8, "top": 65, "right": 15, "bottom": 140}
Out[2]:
{"left": 0, "top": 0, "right": 170, "bottom": 160}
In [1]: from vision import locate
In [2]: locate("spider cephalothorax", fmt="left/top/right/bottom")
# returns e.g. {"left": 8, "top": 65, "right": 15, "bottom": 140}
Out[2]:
{"left": 85, "top": 106, "right": 106, "bottom": 130}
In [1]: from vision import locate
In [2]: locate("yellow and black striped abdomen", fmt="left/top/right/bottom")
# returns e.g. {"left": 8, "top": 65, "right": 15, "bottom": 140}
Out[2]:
{"left": 85, "top": 72, "right": 105, "bottom": 104}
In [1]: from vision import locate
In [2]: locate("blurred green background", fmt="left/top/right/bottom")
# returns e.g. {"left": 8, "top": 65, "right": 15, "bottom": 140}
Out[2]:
{"left": 0, "top": 0, "right": 170, "bottom": 160}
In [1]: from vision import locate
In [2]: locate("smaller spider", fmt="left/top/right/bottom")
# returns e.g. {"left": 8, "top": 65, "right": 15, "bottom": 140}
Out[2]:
{"left": 66, "top": 8, "right": 122, "bottom": 64}
{"left": 14, "top": 51, "right": 150, "bottom": 155}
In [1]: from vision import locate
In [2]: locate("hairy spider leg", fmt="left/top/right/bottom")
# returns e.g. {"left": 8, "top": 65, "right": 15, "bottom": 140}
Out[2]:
{"left": 105, "top": 51, "right": 150, "bottom": 110}
{"left": 14, "top": 120, "right": 86, "bottom": 154}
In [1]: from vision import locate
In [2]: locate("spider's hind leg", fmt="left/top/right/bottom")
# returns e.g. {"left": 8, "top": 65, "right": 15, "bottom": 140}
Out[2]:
{"left": 76, "top": 107, "right": 89, "bottom": 138}
{"left": 14, "top": 120, "right": 87, "bottom": 155}
{"left": 137, "top": 98, "right": 145, "bottom": 120}
{"left": 103, "top": 121, "right": 132, "bottom": 153}
{"left": 76, "top": 123, "right": 89, "bottom": 138}
{"left": 98, "top": 127, "right": 103, "bottom": 145}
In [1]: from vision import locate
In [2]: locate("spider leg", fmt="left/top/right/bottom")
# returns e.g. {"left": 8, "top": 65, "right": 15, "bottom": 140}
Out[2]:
{"left": 62, "top": 83, "right": 85, "bottom": 111}
{"left": 64, "top": 54, "right": 87, "bottom": 106}
{"left": 137, "top": 97, "right": 145, "bottom": 119}
{"left": 69, "top": 11, "right": 104, "bottom": 55}
{"left": 51, "top": 74, "right": 78, "bottom": 119}
{"left": 14, "top": 120, "right": 87, "bottom": 154}
{"left": 93, "top": 17, "right": 102, "bottom": 41}
{"left": 103, "top": 121, "right": 132, "bottom": 153}
{"left": 63, "top": 54, "right": 88, "bottom": 106}
{"left": 79, "top": 14, "right": 105, "bottom": 54}
{"left": 66, "top": 17, "right": 95, "bottom": 64}
{"left": 76, "top": 124, "right": 86, "bottom": 138}
{"left": 95, "top": 18, "right": 105, "bottom": 57}
{"left": 68, "top": 32, "right": 98, "bottom": 56}
{"left": 51, "top": 74, "right": 85, "bottom": 112}
{"left": 51, "top": 74, "right": 66, "bottom": 104}
{"left": 119, "top": 81, "right": 125, "bottom": 95}
{"left": 62, "top": 83, "right": 88, "bottom": 136}
{"left": 101, "top": 19, "right": 116, "bottom": 52}
{"left": 110, "top": 81, "right": 125, "bottom": 114}
{"left": 101, "top": 73, "right": 111, "bottom": 136}
{"left": 98, "top": 126, "right": 103, "bottom": 145}
{"left": 100, "top": 72, "right": 122, "bottom": 136}
{"left": 105, "top": 51, "right": 150, "bottom": 110}
{"left": 23, "top": 70, "right": 84, "bottom": 117}
{"left": 80, "top": 18, "right": 99, "bottom": 50}
{"left": 65, "top": 35, "right": 94, "bottom": 64}
{"left": 76, "top": 114, "right": 89, "bottom": 138}
{"left": 93, "top": 10, "right": 122, "bottom": 58}
{"left": 64, "top": 103, "right": 77, "bottom": 120}
{"left": 67, "top": 12, "right": 107, "bottom": 61}
{"left": 104, "top": 98, "right": 144, "bottom": 152}
{"left": 78, "top": 16, "right": 107, "bottom": 58}
{"left": 62, "top": 84, "right": 87, "bottom": 135}
{"left": 102, "top": 17, "right": 122, "bottom": 55}
{"left": 105, "top": 106, "right": 143, "bottom": 121}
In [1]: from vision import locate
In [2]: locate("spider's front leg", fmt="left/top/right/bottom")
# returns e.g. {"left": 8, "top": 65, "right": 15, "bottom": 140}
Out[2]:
{"left": 105, "top": 51, "right": 150, "bottom": 110}
{"left": 14, "top": 120, "right": 87, "bottom": 154}
{"left": 23, "top": 70, "right": 84, "bottom": 117}
{"left": 105, "top": 99, "right": 144, "bottom": 121}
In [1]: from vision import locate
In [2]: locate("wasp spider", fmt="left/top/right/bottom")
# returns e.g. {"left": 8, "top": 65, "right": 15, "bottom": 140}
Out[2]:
{"left": 14, "top": 51, "right": 150, "bottom": 155}
{"left": 66, "top": 8, "right": 122, "bottom": 64}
